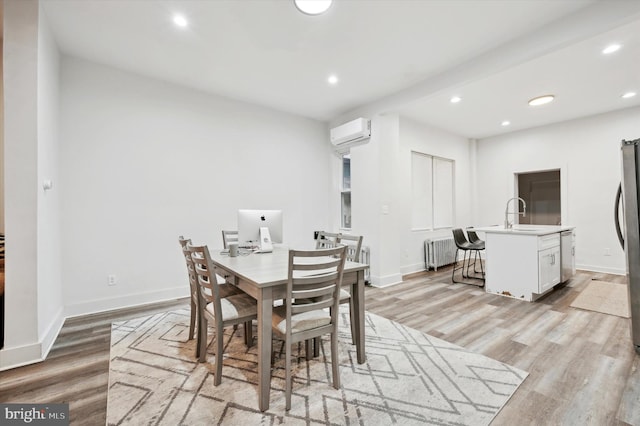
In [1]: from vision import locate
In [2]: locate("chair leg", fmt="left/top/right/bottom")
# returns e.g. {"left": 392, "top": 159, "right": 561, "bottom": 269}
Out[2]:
{"left": 313, "top": 337, "right": 320, "bottom": 358}
{"left": 466, "top": 250, "right": 473, "bottom": 278}
{"left": 467, "top": 250, "right": 485, "bottom": 284}
{"left": 305, "top": 339, "right": 313, "bottom": 360}
{"left": 244, "top": 321, "right": 253, "bottom": 347}
{"left": 462, "top": 250, "right": 470, "bottom": 278}
{"left": 452, "top": 248, "right": 459, "bottom": 283}
{"left": 452, "top": 248, "right": 469, "bottom": 283}
{"left": 214, "top": 325, "right": 224, "bottom": 386}
{"left": 188, "top": 299, "right": 196, "bottom": 341}
{"left": 453, "top": 245, "right": 485, "bottom": 286}
{"left": 285, "top": 341, "right": 292, "bottom": 410}
{"left": 349, "top": 299, "right": 356, "bottom": 345}
{"left": 461, "top": 250, "right": 467, "bottom": 278}
{"left": 466, "top": 250, "right": 477, "bottom": 278}
{"left": 331, "top": 331, "right": 340, "bottom": 389}
{"left": 195, "top": 320, "right": 201, "bottom": 359}
{"left": 198, "top": 314, "right": 207, "bottom": 363}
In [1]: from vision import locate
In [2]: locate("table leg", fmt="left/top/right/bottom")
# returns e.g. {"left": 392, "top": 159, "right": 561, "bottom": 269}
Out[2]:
{"left": 257, "top": 287, "right": 273, "bottom": 411}
{"left": 353, "top": 270, "right": 366, "bottom": 364}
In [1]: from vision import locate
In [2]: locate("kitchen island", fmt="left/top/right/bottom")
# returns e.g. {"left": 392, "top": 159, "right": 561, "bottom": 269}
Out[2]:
{"left": 474, "top": 225, "right": 576, "bottom": 301}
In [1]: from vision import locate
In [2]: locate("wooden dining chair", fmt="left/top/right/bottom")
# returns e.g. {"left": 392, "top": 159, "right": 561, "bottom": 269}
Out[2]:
{"left": 221, "top": 230, "right": 239, "bottom": 249}
{"left": 272, "top": 246, "right": 347, "bottom": 410}
{"left": 178, "top": 236, "right": 200, "bottom": 343}
{"left": 188, "top": 243, "right": 258, "bottom": 386}
{"left": 315, "top": 231, "right": 341, "bottom": 249}
{"left": 178, "top": 236, "right": 241, "bottom": 358}
{"left": 335, "top": 233, "right": 363, "bottom": 345}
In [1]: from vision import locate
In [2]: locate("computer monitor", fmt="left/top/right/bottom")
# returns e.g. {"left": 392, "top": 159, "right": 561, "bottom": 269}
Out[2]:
{"left": 237, "top": 209, "right": 283, "bottom": 250}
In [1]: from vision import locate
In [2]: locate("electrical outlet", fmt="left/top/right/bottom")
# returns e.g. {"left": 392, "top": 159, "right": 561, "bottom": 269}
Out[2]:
{"left": 604, "top": 248, "right": 611, "bottom": 256}
{"left": 108, "top": 274, "right": 117, "bottom": 286}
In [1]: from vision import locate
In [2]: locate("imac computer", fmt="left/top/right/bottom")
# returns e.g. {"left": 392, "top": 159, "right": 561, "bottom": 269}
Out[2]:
{"left": 237, "top": 209, "right": 283, "bottom": 253}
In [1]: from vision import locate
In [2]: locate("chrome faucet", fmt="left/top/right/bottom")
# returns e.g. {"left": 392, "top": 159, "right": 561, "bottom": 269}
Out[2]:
{"left": 504, "top": 197, "right": 527, "bottom": 229}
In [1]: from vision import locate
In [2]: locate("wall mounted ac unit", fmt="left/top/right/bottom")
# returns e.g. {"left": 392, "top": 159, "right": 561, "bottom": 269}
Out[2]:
{"left": 330, "top": 118, "right": 371, "bottom": 148}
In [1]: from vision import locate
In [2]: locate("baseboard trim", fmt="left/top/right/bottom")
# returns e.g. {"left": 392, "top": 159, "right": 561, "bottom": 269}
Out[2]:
{"left": 40, "top": 307, "right": 65, "bottom": 359}
{"left": 576, "top": 264, "right": 625, "bottom": 276}
{"left": 1, "top": 289, "right": 188, "bottom": 371}
{"left": 400, "top": 262, "right": 426, "bottom": 276}
{"left": 64, "top": 287, "right": 189, "bottom": 319}
{"left": 370, "top": 273, "right": 403, "bottom": 288}
{"left": 1, "top": 308, "right": 65, "bottom": 371}
{"left": 0, "top": 342, "right": 43, "bottom": 371}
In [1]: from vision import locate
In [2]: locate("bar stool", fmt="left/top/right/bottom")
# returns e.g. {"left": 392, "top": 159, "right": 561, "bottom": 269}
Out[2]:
{"left": 451, "top": 228, "right": 485, "bottom": 286}
{"left": 466, "top": 228, "right": 485, "bottom": 277}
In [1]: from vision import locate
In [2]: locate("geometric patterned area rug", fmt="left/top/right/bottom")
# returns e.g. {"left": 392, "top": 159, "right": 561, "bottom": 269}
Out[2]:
{"left": 107, "top": 309, "right": 528, "bottom": 425}
{"left": 570, "top": 280, "right": 630, "bottom": 318}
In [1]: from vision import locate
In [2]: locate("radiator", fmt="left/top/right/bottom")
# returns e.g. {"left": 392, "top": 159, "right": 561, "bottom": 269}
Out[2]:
{"left": 424, "top": 237, "right": 456, "bottom": 271}
{"left": 359, "top": 246, "right": 371, "bottom": 284}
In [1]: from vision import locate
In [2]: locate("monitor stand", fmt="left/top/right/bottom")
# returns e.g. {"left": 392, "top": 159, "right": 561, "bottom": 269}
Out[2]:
{"left": 255, "top": 226, "right": 273, "bottom": 253}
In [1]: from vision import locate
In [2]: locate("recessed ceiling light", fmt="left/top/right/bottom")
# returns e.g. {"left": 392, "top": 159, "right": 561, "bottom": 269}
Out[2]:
{"left": 328, "top": 74, "right": 338, "bottom": 85}
{"left": 450, "top": 96, "right": 462, "bottom": 104}
{"left": 622, "top": 91, "right": 637, "bottom": 99}
{"left": 294, "top": 0, "right": 332, "bottom": 15}
{"left": 501, "top": 121, "right": 511, "bottom": 127}
{"left": 173, "top": 14, "right": 188, "bottom": 28}
{"left": 602, "top": 44, "right": 622, "bottom": 54}
{"left": 528, "top": 95, "right": 555, "bottom": 106}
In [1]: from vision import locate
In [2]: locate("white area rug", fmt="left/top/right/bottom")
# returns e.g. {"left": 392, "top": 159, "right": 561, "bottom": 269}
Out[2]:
{"left": 107, "top": 309, "right": 527, "bottom": 425}
{"left": 570, "top": 280, "right": 630, "bottom": 318}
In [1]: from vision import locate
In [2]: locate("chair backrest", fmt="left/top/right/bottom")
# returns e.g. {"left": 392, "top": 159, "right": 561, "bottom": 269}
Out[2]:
{"left": 466, "top": 228, "right": 482, "bottom": 244}
{"left": 285, "top": 246, "right": 347, "bottom": 337}
{"left": 178, "top": 236, "right": 199, "bottom": 302}
{"left": 452, "top": 228, "right": 470, "bottom": 248}
{"left": 336, "top": 233, "right": 363, "bottom": 262}
{"left": 221, "top": 230, "right": 239, "bottom": 249}
{"left": 188, "top": 244, "right": 222, "bottom": 321}
{"left": 315, "top": 231, "right": 341, "bottom": 249}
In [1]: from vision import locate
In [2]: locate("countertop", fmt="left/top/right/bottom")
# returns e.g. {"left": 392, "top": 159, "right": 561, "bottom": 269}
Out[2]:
{"left": 474, "top": 224, "right": 575, "bottom": 236}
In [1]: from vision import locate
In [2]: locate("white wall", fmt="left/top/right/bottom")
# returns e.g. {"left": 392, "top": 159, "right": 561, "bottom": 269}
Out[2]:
{"left": 36, "top": 6, "right": 64, "bottom": 354}
{"left": 2, "top": 0, "right": 40, "bottom": 369}
{"left": 330, "top": 114, "right": 473, "bottom": 286}
{"left": 351, "top": 114, "right": 402, "bottom": 286}
{"left": 477, "top": 106, "right": 640, "bottom": 274}
{"left": 59, "top": 57, "right": 331, "bottom": 316}
{"left": 1, "top": 0, "right": 64, "bottom": 370}
{"left": 398, "top": 117, "right": 473, "bottom": 275}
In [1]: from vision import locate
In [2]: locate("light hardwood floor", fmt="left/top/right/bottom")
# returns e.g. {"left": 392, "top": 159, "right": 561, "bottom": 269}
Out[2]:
{"left": 1, "top": 268, "right": 639, "bottom": 425}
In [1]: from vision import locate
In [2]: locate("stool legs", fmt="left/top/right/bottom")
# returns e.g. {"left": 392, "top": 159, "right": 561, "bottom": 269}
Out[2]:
{"left": 452, "top": 248, "right": 485, "bottom": 286}
{"left": 452, "top": 248, "right": 468, "bottom": 283}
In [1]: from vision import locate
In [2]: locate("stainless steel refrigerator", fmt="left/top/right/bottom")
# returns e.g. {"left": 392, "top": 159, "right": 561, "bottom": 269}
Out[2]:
{"left": 616, "top": 138, "right": 640, "bottom": 354}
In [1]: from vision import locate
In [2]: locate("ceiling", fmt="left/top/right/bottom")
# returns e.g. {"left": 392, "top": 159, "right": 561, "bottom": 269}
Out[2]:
{"left": 41, "top": 0, "right": 640, "bottom": 139}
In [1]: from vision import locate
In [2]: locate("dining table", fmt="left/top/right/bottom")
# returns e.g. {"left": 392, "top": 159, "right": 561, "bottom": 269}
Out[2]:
{"left": 210, "top": 246, "right": 368, "bottom": 412}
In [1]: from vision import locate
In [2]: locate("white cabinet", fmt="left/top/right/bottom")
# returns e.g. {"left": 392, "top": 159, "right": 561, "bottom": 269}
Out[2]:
{"left": 537, "top": 233, "right": 561, "bottom": 293}
{"left": 538, "top": 245, "right": 561, "bottom": 293}
{"left": 561, "top": 230, "right": 576, "bottom": 282}
{"left": 482, "top": 229, "right": 565, "bottom": 302}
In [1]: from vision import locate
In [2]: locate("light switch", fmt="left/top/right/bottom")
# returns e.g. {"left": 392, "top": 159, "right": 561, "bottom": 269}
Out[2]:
{"left": 381, "top": 205, "right": 389, "bottom": 215}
